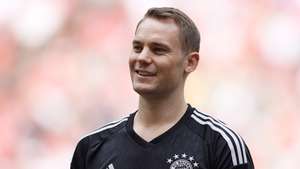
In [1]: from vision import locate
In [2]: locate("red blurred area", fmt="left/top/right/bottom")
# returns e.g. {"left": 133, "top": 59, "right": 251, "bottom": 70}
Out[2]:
{"left": 0, "top": 0, "right": 299, "bottom": 169}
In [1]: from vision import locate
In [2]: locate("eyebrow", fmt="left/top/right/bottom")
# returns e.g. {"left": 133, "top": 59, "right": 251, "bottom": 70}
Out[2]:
{"left": 132, "top": 40, "right": 170, "bottom": 49}
{"left": 132, "top": 40, "right": 142, "bottom": 45}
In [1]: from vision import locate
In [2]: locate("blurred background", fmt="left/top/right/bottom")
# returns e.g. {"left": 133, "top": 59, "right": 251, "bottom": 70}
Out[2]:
{"left": 0, "top": 0, "right": 300, "bottom": 168}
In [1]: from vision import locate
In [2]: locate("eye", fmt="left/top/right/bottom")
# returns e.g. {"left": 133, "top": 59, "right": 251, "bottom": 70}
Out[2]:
{"left": 152, "top": 47, "right": 167, "bottom": 55}
{"left": 133, "top": 45, "right": 143, "bottom": 53}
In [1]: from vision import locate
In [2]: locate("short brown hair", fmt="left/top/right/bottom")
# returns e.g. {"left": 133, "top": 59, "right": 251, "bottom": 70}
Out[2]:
{"left": 135, "top": 7, "right": 200, "bottom": 55}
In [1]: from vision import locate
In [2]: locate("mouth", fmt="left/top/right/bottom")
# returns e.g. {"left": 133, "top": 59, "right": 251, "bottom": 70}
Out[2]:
{"left": 135, "top": 70, "right": 156, "bottom": 77}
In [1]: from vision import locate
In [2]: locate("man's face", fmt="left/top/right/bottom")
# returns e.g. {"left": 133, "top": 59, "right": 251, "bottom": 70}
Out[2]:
{"left": 129, "top": 17, "right": 186, "bottom": 97}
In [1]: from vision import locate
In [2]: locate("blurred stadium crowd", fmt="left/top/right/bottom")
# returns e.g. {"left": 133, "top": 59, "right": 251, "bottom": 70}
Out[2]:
{"left": 0, "top": 0, "right": 300, "bottom": 169}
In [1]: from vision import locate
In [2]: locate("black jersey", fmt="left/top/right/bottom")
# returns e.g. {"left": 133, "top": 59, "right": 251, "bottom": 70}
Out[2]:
{"left": 71, "top": 104, "right": 254, "bottom": 169}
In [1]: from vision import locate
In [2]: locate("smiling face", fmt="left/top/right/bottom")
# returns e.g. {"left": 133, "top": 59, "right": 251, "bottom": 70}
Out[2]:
{"left": 129, "top": 18, "right": 187, "bottom": 97}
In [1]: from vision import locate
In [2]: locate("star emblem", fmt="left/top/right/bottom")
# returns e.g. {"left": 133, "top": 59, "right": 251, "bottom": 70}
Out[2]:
{"left": 166, "top": 153, "right": 199, "bottom": 169}
{"left": 167, "top": 158, "right": 172, "bottom": 163}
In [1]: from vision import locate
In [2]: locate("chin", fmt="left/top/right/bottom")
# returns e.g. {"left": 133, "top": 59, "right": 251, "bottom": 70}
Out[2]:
{"left": 133, "top": 84, "right": 158, "bottom": 96}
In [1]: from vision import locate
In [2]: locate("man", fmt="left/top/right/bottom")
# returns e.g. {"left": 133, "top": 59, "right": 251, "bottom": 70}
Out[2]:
{"left": 71, "top": 7, "right": 255, "bottom": 169}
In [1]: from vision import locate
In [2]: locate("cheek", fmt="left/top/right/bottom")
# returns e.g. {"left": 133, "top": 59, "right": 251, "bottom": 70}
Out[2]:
{"left": 128, "top": 56, "right": 135, "bottom": 69}
{"left": 166, "top": 62, "right": 185, "bottom": 80}
{"left": 160, "top": 64, "right": 179, "bottom": 81}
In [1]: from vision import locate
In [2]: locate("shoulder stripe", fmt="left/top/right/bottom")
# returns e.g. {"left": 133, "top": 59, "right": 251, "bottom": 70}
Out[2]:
{"left": 191, "top": 114, "right": 238, "bottom": 166}
{"left": 80, "top": 117, "right": 128, "bottom": 140}
{"left": 191, "top": 110, "right": 247, "bottom": 165}
{"left": 193, "top": 110, "right": 247, "bottom": 164}
{"left": 240, "top": 137, "right": 248, "bottom": 163}
{"left": 99, "top": 117, "right": 129, "bottom": 130}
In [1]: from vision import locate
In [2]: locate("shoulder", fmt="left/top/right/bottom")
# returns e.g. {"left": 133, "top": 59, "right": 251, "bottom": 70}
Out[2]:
{"left": 188, "top": 106, "right": 249, "bottom": 167}
{"left": 71, "top": 116, "right": 129, "bottom": 169}
{"left": 187, "top": 106, "right": 235, "bottom": 141}
{"left": 77, "top": 116, "right": 129, "bottom": 148}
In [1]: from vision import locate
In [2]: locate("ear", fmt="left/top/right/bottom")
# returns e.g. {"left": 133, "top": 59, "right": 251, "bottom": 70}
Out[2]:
{"left": 184, "top": 52, "right": 199, "bottom": 73}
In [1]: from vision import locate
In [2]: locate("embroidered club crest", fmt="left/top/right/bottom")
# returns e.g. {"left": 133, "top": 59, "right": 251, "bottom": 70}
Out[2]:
{"left": 166, "top": 153, "right": 199, "bottom": 169}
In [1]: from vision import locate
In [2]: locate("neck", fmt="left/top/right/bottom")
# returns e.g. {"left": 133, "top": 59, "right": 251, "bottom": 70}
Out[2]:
{"left": 136, "top": 89, "right": 187, "bottom": 126}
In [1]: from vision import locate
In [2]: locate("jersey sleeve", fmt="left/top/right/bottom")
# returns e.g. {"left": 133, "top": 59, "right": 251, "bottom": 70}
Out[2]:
{"left": 214, "top": 134, "right": 255, "bottom": 169}
{"left": 70, "top": 137, "right": 89, "bottom": 169}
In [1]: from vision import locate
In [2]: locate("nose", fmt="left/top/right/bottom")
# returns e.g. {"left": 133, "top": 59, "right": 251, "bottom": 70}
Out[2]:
{"left": 136, "top": 47, "right": 152, "bottom": 64}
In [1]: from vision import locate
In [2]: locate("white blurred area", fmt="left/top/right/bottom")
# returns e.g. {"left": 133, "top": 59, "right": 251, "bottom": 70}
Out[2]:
{"left": 0, "top": 0, "right": 299, "bottom": 168}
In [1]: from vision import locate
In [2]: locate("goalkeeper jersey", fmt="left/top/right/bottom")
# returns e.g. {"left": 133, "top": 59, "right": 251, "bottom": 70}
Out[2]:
{"left": 71, "top": 104, "right": 254, "bottom": 169}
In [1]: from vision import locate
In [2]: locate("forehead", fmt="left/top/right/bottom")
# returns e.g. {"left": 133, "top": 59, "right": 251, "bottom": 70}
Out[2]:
{"left": 134, "top": 18, "right": 180, "bottom": 47}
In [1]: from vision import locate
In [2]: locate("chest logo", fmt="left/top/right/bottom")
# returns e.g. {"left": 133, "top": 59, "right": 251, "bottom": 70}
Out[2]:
{"left": 166, "top": 153, "right": 199, "bottom": 169}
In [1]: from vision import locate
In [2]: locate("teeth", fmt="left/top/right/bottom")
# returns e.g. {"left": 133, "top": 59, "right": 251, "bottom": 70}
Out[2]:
{"left": 137, "top": 71, "right": 154, "bottom": 76}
